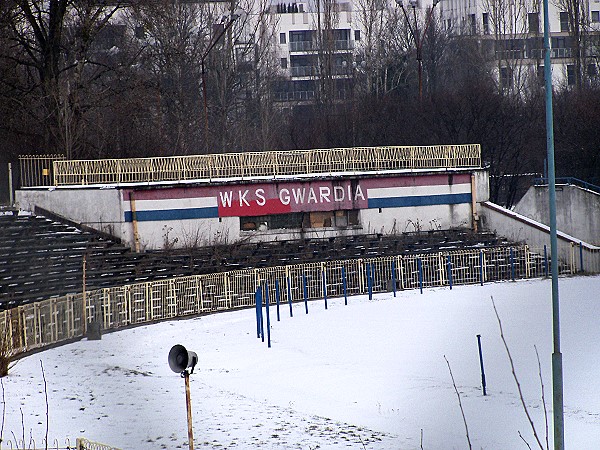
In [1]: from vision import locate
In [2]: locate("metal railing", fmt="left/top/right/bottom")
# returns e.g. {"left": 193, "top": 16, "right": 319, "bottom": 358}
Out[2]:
{"left": 4, "top": 243, "right": 597, "bottom": 357}
{"left": 19, "top": 154, "right": 66, "bottom": 188}
{"left": 0, "top": 437, "right": 119, "bottom": 450}
{"left": 51, "top": 145, "right": 482, "bottom": 186}
{"left": 533, "top": 177, "right": 600, "bottom": 194}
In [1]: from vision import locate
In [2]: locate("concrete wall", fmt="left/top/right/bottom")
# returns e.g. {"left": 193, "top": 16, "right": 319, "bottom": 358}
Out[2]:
{"left": 480, "top": 201, "right": 600, "bottom": 270}
{"left": 16, "top": 187, "right": 125, "bottom": 238}
{"left": 514, "top": 184, "right": 600, "bottom": 245}
{"left": 16, "top": 169, "right": 490, "bottom": 251}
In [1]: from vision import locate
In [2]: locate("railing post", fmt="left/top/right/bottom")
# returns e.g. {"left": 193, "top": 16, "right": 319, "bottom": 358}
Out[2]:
{"left": 342, "top": 266, "right": 348, "bottom": 305}
{"left": 367, "top": 263, "right": 373, "bottom": 300}
{"left": 580, "top": 242, "right": 584, "bottom": 273}
{"left": 544, "top": 245, "right": 549, "bottom": 278}
{"left": 303, "top": 274, "right": 309, "bottom": 314}
{"left": 265, "top": 282, "right": 271, "bottom": 348}
{"left": 510, "top": 247, "right": 515, "bottom": 281}
{"left": 275, "top": 279, "right": 281, "bottom": 321}
{"left": 417, "top": 258, "right": 423, "bottom": 294}
{"left": 525, "top": 245, "right": 532, "bottom": 278}
{"left": 479, "top": 250, "right": 485, "bottom": 286}
{"left": 391, "top": 259, "right": 397, "bottom": 297}
{"left": 321, "top": 262, "right": 328, "bottom": 309}
{"left": 446, "top": 255, "right": 453, "bottom": 290}
{"left": 286, "top": 267, "right": 293, "bottom": 317}
{"left": 255, "top": 286, "right": 262, "bottom": 339}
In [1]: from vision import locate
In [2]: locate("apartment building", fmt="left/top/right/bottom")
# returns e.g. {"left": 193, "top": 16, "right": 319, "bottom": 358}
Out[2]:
{"left": 268, "top": 0, "right": 600, "bottom": 100}
{"left": 269, "top": 1, "right": 361, "bottom": 102}
{"left": 426, "top": 0, "right": 599, "bottom": 89}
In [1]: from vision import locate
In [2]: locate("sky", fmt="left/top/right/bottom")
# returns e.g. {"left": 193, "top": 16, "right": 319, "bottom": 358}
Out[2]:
{"left": 3, "top": 275, "right": 600, "bottom": 449}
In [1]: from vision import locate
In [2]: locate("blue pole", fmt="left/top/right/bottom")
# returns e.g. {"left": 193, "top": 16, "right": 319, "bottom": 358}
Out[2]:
{"left": 446, "top": 255, "right": 453, "bottom": 290}
{"left": 342, "top": 266, "right": 348, "bottom": 305}
{"left": 275, "top": 279, "right": 281, "bottom": 321}
{"left": 417, "top": 258, "right": 423, "bottom": 294}
{"left": 265, "top": 282, "right": 271, "bottom": 348}
{"left": 392, "top": 259, "right": 397, "bottom": 297}
{"left": 322, "top": 269, "right": 328, "bottom": 309}
{"left": 544, "top": 245, "right": 549, "bottom": 278}
{"left": 287, "top": 274, "right": 293, "bottom": 317}
{"left": 367, "top": 263, "right": 373, "bottom": 300}
{"left": 580, "top": 242, "right": 584, "bottom": 272}
{"left": 255, "top": 286, "right": 262, "bottom": 338}
{"left": 510, "top": 247, "right": 515, "bottom": 281}
{"left": 477, "top": 334, "right": 487, "bottom": 396}
{"left": 260, "top": 288, "right": 265, "bottom": 343}
{"left": 371, "top": 263, "right": 376, "bottom": 293}
{"left": 543, "top": 0, "right": 564, "bottom": 442}
{"left": 303, "top": 274, "right": 309, "bottom": 314}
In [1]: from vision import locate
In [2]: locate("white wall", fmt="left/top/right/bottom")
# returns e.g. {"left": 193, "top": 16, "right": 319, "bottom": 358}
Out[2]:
{"left": 514, "top": 184, "right": 600, "bottom": 245}
{"left": 16, "top": 187, "right": 125, "bottom": 239}
{"left": 480, "top": 201, "right": 600, "bottom": 270}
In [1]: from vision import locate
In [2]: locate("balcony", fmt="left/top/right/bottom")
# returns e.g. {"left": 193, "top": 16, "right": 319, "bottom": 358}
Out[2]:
{"left": 274, "top": 90, "right": 316, "bottom": 101}
{"left": 290, "top": 65, "right": 352, "bottom": 78}
{"left": 289, "top": 40, "right": 354, "bottom": 53}
{"left": 495, "top": 49, "right": 525, "bottom": 60}
{"left": 290, "top": 66, "right": 315, "bottom": 77}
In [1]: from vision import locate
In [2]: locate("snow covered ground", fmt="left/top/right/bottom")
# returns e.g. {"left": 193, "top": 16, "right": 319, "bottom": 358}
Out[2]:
{"left": 3, "top": 275, "right": 600, "bottom": 449}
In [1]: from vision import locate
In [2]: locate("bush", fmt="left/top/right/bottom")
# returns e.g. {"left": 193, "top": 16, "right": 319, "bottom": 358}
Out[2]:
{"left": 0, "top": 324, "right": 16, "bottom": 377}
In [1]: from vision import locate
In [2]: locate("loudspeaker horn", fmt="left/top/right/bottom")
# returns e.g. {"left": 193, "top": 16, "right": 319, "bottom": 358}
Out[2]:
{"left": 168, "top": 344, "right": 198, "bottom": 374}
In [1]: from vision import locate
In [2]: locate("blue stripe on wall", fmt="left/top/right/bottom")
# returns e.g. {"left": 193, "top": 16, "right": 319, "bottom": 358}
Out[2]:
{"left": 368, "top": 193, "right": 472, "bottom": 209}
{"left": 124, "top": 207, "right": 219, "bottom": 222}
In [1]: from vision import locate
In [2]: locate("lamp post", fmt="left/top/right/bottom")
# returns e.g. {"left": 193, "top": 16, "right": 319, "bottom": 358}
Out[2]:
{"left": 396, "top": 0, "right": 440, "bottom": 100}
{"left": 201, "top": 14, "right": 239, "bottom": 149}
{"left": 542, "top": 0, "right": 564, "bottom": 445}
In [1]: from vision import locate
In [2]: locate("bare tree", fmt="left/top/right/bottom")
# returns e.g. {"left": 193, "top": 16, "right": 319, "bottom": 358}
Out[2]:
{"left": 483, "top": 0, "right": 540, "bottom": 97}
{"left": 126, "top": 1, "right": 208, "bottom": 155}
{"left": 0, "top": 1, "right": 127, "bottom": 158}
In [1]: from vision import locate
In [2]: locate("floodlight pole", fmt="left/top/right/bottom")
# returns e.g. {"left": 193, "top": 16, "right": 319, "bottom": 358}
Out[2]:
{"left": 183, "top": 371, "right": 194, "bottom": 450}
{"left": 201, "top": 15, "right": 239, "bottom": 150}
{"left": 542, "top": 0, "right": 564, "bottom": 446}
{"left": 397, "top": 0, "right": 440, "bottom": 100}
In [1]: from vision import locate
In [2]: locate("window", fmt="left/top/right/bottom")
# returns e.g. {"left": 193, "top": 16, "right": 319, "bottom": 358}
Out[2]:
{"left": 552, "top": 36, "right": 567, "bottom": 48}
{"left": 470, "top": 14, "right": 477, "bottom": 34}
{"left": 134, "top": 26, "right": 145, "bottom": 39}
{"left": 567, "top": 65, "right": 575, "bottom": 85}
{"left": 560, "top": 12, "right": 569, "bottom": 32}
{"left": 281, "top": 58, "right": 288, "bottom": 69}
{"left": 537, "top": 65, "right": 545, "bottom": 81}
{"left": 280, "top": 32, "right": 286, "bottom": 44}
{"left": 354, "top": 30, "right": 361, "bottom": 41}
{"left": 500, "top": 67, "right": 513, "bottom": 89}
{"left": 592, "top": 11, "right": 600, "bottom": 22}
{"left": 482, "top": 13, "right": 490, "bottom": 34}
{"left": 588, "top": 63, "right": 598, "bottom": 76}
{"left": 528, "top": 13, "right": 539, "bottom": 34}
{"left": 446, "top": 18, "right": 452, "bottom": 30}
{"left": 240, "top": 210, "right": 359, "bottom": 231}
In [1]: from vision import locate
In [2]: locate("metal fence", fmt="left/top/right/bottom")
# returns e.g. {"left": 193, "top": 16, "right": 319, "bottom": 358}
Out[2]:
{"left": 19, "top": 154, "right": 66, "bottom": 188}
{"left": 0, "top": 437, "right": 119, "bottom": 450}
{"left": 4, "top": 243, "right": 595, "bottom": 357}
{"left": 50, "top": 145, "right": 482, "bottom": 186}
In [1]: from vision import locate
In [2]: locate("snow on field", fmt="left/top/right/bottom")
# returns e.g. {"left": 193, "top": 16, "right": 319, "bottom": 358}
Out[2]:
{"left": 3, "top": 276, "right": 600, "bottom": 449}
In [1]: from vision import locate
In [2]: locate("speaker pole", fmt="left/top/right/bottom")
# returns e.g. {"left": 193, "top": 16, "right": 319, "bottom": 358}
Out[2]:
{"left": 184, "top": 371, "right": 194, "bottom": 450}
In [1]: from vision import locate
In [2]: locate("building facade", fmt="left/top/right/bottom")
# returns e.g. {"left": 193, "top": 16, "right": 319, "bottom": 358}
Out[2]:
{"left": 268, "top": 0, "right": 600, "bottom": 99}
